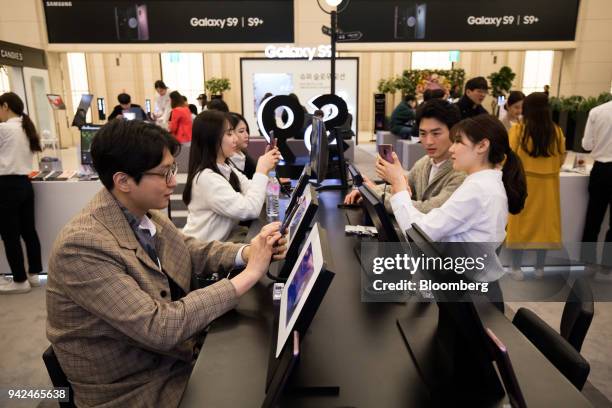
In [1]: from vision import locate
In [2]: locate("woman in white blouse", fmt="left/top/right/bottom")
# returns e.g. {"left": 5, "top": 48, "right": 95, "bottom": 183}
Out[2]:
{"left": 376, "top": 114, "right": 527, "bottom": 245}
{"left": 0, "top": 92, "right": 43, "bottom": 294}
{"left": 182, "top": 110, "right": 280, "bottom": 242}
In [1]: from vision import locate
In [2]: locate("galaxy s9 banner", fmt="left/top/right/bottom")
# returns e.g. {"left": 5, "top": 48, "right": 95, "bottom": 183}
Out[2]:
{"left": 336, "top": 0, "right": 580, "bottom": 42}
{"left": 42, "top": 0, "right": 294, "bottom": 44}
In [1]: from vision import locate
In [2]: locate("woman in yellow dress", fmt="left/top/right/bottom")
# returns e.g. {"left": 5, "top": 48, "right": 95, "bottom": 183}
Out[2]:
{"left": 506, "top": 92, "right": 565, "bottom": 278}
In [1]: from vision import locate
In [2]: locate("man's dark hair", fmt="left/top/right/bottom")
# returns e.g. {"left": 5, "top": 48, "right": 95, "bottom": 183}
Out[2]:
{"left": 206, "top": 98, "right": 229, "bottom": 112}
{"left": 423, "top": 89, "right": 446, "bottom": 102}
{"left": 91, "top": 120, "right": 180, "bottom": 190}
{"left": 404, "top": 94, "right": 417, "bottom": 104}
{"left": 154, "top": 80, "right": 167, "bottom": 90}
{"left": 416, "top": 99, "right": 462, "bottom": 130}
{"left": 117, "top": 93, "right": 131, "bottom": 105}
{"left": 465, "top": 76, "right": 489, "bottom": 91}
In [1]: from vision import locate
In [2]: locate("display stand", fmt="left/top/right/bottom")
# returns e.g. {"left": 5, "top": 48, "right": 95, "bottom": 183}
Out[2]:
{"left": 265, "top": 279, "right": 339, "bottom": 398}
{"left": 315, "top": 128, "right": 350, "bottom": 192}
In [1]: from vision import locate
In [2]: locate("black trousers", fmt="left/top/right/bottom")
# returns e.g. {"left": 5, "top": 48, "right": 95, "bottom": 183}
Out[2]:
{"left": 581, "top": 161, "right": 612, "bottom": 267}
{"left": 0, "top": 175, "right": 42, "bottom": 282}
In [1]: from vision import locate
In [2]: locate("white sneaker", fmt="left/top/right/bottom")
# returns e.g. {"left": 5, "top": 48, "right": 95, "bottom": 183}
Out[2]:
{"left": 0, "top": 280, "right": 31, "bottom": 294}
{"left": 510, "top": 267, "right": 525, "bottom": 281}
{"left": 0, "top": 275, "right": 12, "bottom": 285}
{"left": 27, "top": 274, "right": 41, "bottom": 287}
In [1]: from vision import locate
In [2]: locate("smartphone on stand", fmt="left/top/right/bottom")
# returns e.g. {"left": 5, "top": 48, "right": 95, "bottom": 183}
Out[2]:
{"left": 378, "top": 144, "right": 394, "bottom": 163}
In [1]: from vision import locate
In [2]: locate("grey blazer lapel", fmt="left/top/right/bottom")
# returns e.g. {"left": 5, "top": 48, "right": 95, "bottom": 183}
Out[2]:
{"left": 422, "top": 160, "right": 452, "bottom": 196}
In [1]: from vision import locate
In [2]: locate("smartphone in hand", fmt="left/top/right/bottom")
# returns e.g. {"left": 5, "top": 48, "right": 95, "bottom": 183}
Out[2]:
{"left": 378, "top": 144, "right": 394, "bottom": 163}
{"left": 269, "top": 130, "right": 277, "bottom": 149}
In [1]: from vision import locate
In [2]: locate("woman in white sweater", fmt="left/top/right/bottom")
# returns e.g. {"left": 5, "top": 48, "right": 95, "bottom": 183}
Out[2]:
{"left": 182, "top": 110, "right": 280, "bottom": 242}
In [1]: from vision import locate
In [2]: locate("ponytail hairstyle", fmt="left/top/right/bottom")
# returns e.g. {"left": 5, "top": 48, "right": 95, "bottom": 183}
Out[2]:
{"left": 451, "top": 115, "right": 527, "bottom": 214}
{"left": 0, "top": 92, "right": 42, "bottom": 152}
{"left": 183, "top": 110, "right": 241, "bottom": 206}
{"left": 521, "top": 92, "right": 559, "bottom": 158}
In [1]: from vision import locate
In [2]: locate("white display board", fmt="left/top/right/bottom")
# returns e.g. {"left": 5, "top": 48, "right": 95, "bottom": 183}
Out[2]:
{"left": 240, "top": 58, "right": 359, "bottom": 136}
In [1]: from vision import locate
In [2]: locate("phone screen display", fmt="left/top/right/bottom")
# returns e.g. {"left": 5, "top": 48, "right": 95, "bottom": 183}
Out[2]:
{"left": 378, "top": 144, "right": 393, "bottom": 163}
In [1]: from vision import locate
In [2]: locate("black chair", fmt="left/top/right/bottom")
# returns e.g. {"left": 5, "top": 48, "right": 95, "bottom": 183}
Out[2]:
{"left": 42, "top": 345, "right": 76, "bottom": 408}
{"left": 512, "top": 279, "right": 594, "bottom": 390}
{"left": 560, "top": 278, "right": 594, "bottom": 352}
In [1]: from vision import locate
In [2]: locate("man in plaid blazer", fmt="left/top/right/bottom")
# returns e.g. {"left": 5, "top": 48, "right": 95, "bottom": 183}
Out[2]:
{"left": 46, "top": 120, "right": 283, "bottom": 407}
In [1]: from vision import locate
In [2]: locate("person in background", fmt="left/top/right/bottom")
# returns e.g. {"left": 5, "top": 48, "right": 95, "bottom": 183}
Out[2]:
{"left": 197, "top": 93, "right": 208, "bottom": 112}
{"left": 183, "top": 95, "right": 198, "bottom": 120}
{"left": 0, "top": 92, "right": 43, "bottom": 294}
{"left": 168, "top": 91, "right": 193, "bottom": 143}
{"left": 345, "top": 99, "right": 465, "bottom": 214}
{"left": 581, "top": 99, "right": 612, "bottom": 281}
{"left": 390, "top": 94, "right": 417, "bottom": 139}
{"left": 506, "top": 92, "right": 565, "bottom": 279}
{"left": 107, "top": 93, "right": 146, "bottom": 121}
{"left": 228, "top": 112, "right": 257, "bottom": 179}
{"left": 46, "top": 119, "right": 285, "bottom": 406}
{"left": 423, "top": 89, "right": 446, "bottom": 102}
{"left": 543, "top": 85, "right": 550, "bottom": 97}
{"left": 455, "top": 76, "right": 489, "bottom": 120}
{"left": 450, "top": 84, "right": 463, "bottom": 102}
{"left": 207, "top": 98, "right": 230, "bottom": 113}
{"left": 376, "top": 114, "right": 526, "bottom": 244}
{"left": 152, "top": 80, "right": 171, "bottom": 129}
{"left": 501, "top": 91, "right": 525, "bottom": 130}
{"left": 183, "top": 110, "right": 280, "bottom": 242}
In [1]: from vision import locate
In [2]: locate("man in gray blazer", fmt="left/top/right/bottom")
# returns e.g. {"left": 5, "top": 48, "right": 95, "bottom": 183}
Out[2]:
{"left": 346, "top": 99, "right": 465, "bottom": 212}
{"left": 47, "top": 120, "right": 284, "bottom": 407}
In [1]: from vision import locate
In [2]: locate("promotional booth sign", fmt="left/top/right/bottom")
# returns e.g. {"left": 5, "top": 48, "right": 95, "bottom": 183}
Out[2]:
{"left": 43, "top": 0, "right": 294, "bottom": 44}
{"left": 337, "top": 0, "right": 579, "bottom": 42}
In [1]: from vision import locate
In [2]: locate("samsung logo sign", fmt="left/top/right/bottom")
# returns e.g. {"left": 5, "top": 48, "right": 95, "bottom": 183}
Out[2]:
{"left": 45, "top": 1, "right": 72, "bottom": 6}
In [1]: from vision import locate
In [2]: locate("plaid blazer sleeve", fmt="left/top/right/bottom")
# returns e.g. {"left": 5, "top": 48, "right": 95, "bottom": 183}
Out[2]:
{"left": 181, "top": 231, "right": 244, "bottom": 277}
{"left": 52, "top": 230, "right": 238, "bottom": 352}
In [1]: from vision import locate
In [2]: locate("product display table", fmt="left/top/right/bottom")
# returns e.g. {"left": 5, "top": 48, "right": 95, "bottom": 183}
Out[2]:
{"left": 0, "top": 180, "right": 103, "bottom": 274}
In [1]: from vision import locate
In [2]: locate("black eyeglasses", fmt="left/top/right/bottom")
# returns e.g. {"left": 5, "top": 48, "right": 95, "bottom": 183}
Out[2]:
{"left": 142, "top": 162, "right": 178, "bottom": 185}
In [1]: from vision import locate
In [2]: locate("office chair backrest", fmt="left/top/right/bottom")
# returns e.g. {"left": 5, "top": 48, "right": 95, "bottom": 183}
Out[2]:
{"left": 42, "top": 345, "right": 76, "bottom": 408}
{"left": 560, "top": 278, "right": 594, "bottom": 353}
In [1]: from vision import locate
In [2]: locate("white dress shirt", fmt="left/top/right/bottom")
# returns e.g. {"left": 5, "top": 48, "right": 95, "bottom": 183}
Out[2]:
{"left": 390, "top": 169, "right": 508, "bottom": 243}
{"left": 154, "top": 91, "right": 172, "bottom": 130}
{"left": 183, "top": 163, "right": 268, "bottom": 242}
{"left": 582, "top": 100, "right": 612, "bottom": 163}
{"left": 0, "top": 116, "right": 35, "bottom": 175}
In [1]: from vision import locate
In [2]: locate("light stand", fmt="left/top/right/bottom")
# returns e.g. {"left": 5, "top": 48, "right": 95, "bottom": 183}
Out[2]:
{"left": 317, "top": 0, "right": 351, "bottom": 95}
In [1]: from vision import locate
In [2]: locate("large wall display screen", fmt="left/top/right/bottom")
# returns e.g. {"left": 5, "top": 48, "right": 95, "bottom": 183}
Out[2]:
{"left": 336, "top": 0, "right": 580, "bottom": 42}
{"left": 241, "top": 58, "right": 358, "bottom": 137}
{"left": 43, "top": 0, "right": 293, "bottom": 44}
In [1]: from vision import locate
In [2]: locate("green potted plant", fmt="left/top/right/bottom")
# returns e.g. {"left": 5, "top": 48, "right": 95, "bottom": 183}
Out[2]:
{"left": 487, "top": 66, "right": 515, "bottom": 113}
{"left": 205, "top": 77, "right": 231, "bottom": 99}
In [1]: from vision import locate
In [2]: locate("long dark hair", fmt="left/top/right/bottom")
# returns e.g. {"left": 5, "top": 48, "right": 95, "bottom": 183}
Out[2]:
{"left": 504, "top": 90, "right": 525, "bottom": 110}
{"left": 451, "top": 115, "right": 527, "bottom": 215}
{"left": 183, "top": 110, "right": 241, "bottom": 206}
{"left": 169, "top": 91, "right": 184, "bottom": 109}
{"left": 0, "top": 92, "right": 42, "bottom": 152}
{"left": 520, "top": 92, "right": 559, "bottom": 158}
